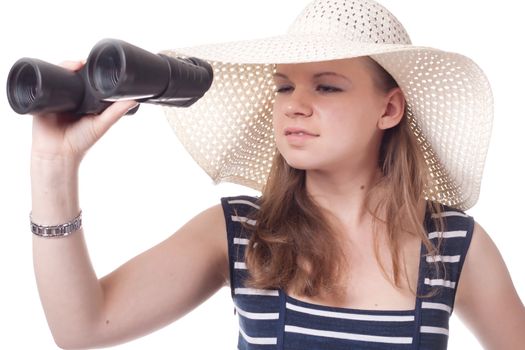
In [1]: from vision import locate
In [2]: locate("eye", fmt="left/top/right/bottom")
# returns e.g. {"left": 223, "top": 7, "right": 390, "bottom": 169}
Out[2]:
{"left": 274, "top": 85, "right": 293, "bottom": 93}
{"left": 317, "top": 85, "right": 342, "bottom": 93}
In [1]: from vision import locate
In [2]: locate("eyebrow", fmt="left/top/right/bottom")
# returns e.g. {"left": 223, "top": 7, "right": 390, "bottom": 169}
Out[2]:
{"left": 273, "top": 71, "right": 351, "bottom": 83}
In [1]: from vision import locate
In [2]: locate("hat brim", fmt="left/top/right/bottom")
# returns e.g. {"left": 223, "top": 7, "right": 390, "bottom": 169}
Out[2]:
{"left": 161, "top": 35, "right": 493, "bottom": 210}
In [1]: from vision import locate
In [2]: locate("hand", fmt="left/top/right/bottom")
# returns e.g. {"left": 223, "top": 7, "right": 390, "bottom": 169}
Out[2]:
{"left": 30, "top": 60, "right": 138, "bottom": 164}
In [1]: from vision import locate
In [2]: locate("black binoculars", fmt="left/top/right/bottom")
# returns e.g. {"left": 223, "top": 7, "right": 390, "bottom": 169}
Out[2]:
{"left": 6, "top": 39, "right": 213, "bottom": 116}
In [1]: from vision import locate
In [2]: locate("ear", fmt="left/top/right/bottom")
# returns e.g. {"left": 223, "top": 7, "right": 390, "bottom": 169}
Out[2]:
{"left": 377, "top": 87, "right": 405, "bottom": 130}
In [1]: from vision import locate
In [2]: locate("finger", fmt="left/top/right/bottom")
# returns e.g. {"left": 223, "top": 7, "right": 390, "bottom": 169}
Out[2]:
{"left": 57, "top": 60, "right": 85, "bottom": 71}
{"left": 92, "top": 100, "right": 139, "bottom": 138}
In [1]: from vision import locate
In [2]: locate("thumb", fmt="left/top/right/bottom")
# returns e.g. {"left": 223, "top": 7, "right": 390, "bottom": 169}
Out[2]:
{"left": 91, "top": 100, "right": 138, "bottom": 138}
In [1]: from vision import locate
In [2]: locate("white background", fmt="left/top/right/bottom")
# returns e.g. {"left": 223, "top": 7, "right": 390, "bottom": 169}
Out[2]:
{"left": 0, "top": 0, "right": 523, "bottom": 349}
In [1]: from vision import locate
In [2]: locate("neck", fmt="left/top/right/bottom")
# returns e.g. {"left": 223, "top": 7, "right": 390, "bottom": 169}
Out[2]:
{"left": 305, "top": 165, "right": 428, "bottom": 235}
{"left": 305, "top": 162, "right": 384, "bottom": 229}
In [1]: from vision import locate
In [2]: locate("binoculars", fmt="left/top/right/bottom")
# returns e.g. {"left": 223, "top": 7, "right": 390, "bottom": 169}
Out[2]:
{"left": 6, "top": 39, "right": 213, "bottom": 116}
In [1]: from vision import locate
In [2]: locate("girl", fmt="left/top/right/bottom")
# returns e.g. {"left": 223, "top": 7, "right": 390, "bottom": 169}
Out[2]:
{"left": 28, "top": 0, "right": 524, "bottom": 348}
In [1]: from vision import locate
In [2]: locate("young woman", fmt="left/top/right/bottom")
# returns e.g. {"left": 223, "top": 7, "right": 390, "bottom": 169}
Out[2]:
{"left": 29, "top": 0, "right": 524, "bottom": 349}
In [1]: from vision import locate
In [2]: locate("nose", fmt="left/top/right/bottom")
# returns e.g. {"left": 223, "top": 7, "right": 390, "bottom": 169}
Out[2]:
{"left": 282, "top": 89, "right": 313, "bottom": 119}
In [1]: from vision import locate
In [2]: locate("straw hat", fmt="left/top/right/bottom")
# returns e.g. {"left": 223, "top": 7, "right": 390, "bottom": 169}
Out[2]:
{"left": 161, "top": 0, "right": 493, "bottom": 210}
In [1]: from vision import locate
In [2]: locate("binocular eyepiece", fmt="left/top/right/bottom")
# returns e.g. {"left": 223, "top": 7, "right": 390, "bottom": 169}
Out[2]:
{"left": 6, "top": 39, "right": 214, "bottom": 116}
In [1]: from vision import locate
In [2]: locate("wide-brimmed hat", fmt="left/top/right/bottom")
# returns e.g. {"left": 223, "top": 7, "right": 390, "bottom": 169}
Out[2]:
{"left": 161, "top": 0, "right": 493, "bottom": 210}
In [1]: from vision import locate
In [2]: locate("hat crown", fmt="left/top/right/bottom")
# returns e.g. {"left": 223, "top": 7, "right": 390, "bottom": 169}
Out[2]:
{"left": 288, "top": 0, "right": 412, "bottom": 45}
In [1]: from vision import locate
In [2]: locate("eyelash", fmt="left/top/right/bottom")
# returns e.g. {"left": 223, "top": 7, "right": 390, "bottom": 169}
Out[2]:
{"left": 274, "top": 85, "right": 343, "bottom": 93}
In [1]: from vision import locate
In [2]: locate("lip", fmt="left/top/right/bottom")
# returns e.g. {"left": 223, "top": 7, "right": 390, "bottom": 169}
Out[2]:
{"left": 283, "top": 127, "right": 319, "bottom": 145}
{"left": 284, "top": 127, "right": 319, "bottom": 137}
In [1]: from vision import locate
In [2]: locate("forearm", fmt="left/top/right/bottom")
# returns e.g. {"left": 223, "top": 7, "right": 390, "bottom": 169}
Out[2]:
{"left": 31, "top": 157, "right": 104, "bottom": 348}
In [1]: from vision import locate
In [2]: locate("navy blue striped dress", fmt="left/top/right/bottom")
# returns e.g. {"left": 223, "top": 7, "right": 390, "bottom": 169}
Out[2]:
{"left": 221, "top": 195, "right": 474, "bottom": 349}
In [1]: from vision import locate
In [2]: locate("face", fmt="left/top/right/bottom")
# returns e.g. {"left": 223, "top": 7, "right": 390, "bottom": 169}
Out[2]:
{"left": 272, "top": 57, "right": 400, "bottom": 173}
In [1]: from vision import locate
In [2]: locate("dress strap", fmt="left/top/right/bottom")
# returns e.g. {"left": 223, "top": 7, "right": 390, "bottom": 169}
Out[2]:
{"left": 221, "top": 196, "right": 260, "bottom": 298}
{"left": 414, "top": 205, "right": 475, "bottom": 348}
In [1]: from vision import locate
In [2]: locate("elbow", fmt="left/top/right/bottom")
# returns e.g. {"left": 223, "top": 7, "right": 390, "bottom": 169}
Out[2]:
{"left": 54, "top": 338, "right": 106, "bottom": 350}
{"left": 50, "top": 327, "right": 103, "bottom": 350}
{"left": 53, "top": 336, "right": 92, "bottom": 350}
{"left": 54, "top": 340, "right": 86, "bottom": 350}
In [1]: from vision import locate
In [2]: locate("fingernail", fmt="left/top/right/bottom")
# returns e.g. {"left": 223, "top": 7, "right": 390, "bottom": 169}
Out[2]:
{"left": 126, "top": 102, "right": 140, "bottom": 115}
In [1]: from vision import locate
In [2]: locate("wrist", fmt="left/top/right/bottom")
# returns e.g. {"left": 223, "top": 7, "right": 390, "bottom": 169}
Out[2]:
{"left": 30, "top": 157, "right": 81, "bottom": 226}
{"left": 30, "top": 210, "right": 83, "bottom": 238}
{"left": 31, "top": 151, "right": 82, "bottom": 167}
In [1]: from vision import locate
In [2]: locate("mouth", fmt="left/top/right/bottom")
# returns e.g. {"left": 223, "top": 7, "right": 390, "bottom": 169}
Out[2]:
{"left": 284, "top": 127, "right": 319, "bottom": 137}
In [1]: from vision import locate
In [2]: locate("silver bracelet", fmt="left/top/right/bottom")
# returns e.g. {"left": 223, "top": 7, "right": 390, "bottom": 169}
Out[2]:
{"left": 30, "top": 211, "right": 82, "bottom": 238}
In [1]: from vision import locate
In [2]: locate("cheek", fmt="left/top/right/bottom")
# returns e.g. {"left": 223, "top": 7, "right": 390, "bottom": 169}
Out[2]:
{"left": 320, "top": 105, "right": 380, "bottom": 150}
{"left": 271, "top": 111, "right": 281, "bottom": 136}
{"left": 271, "top": 112, "right": 285, "bottom": 148}
{"left": 338, "top": 95, "right": 382, "bottom": 127}
{"left": 321, "top": 104, "right": 369, "bottom": 134}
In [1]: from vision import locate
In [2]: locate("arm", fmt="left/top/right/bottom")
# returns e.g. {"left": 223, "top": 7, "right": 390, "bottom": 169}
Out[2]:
{"left": 33, "top": 199, "right": 228, "bottom": 349}
{"left": 454, "top": 221, "right": 525, "bottom": 349}
{"left": 30, "top": 61, "right": 229, "bottom": 349}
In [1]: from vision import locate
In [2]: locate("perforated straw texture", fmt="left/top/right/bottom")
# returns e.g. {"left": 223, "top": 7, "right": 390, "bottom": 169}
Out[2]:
{"left": 162, "top": 0, "right": 493, "bottom": 210}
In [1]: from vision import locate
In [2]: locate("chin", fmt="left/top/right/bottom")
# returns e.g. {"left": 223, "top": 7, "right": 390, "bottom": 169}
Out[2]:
{"left": 277, "top": 144, "right": 327, "bottom": 171}
{"left": 282, "top": 154, "right": 320, "bottom": 171}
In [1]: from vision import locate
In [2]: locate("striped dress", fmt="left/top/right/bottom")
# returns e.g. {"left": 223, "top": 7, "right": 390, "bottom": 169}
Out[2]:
{"left": 221, "top": 195, "right": 475, "bottom": 350}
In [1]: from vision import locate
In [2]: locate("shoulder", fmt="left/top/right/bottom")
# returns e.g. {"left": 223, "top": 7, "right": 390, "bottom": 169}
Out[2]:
{"left": 465, "top": 221, "right": 494, "bottom": 259}
{"left": 456, "top": 220, "right": 508, "bottom": 293}
{"left": 185, "top": 196, "right": 260, "bottom": 240}
{"left": 174, "top": 203, "right": 229, "bottom": 258}
{"left": 454, "top": 220, "right": 525, "bottom": 347}
{"left": 457, "top": 221, "right": 501, "bottom": 282}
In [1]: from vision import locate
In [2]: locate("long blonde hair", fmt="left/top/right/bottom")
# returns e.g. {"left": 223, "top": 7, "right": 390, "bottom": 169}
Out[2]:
{"left": 244, "top": 58, "right": 445, "bottom": 298}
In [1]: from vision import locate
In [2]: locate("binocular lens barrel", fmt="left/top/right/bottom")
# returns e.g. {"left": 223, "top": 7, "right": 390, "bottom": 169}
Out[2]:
{"left": 91, "top": 45, "right": 122, "bottom": 94}
{"left": 86, "top": 39, "right": 170, "bottom": 100}
{"left": 9, "top": 62, "right": 38, "bottom": 111}
{"left": 7, "top": 58, "right": 85, "bottom": 115}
